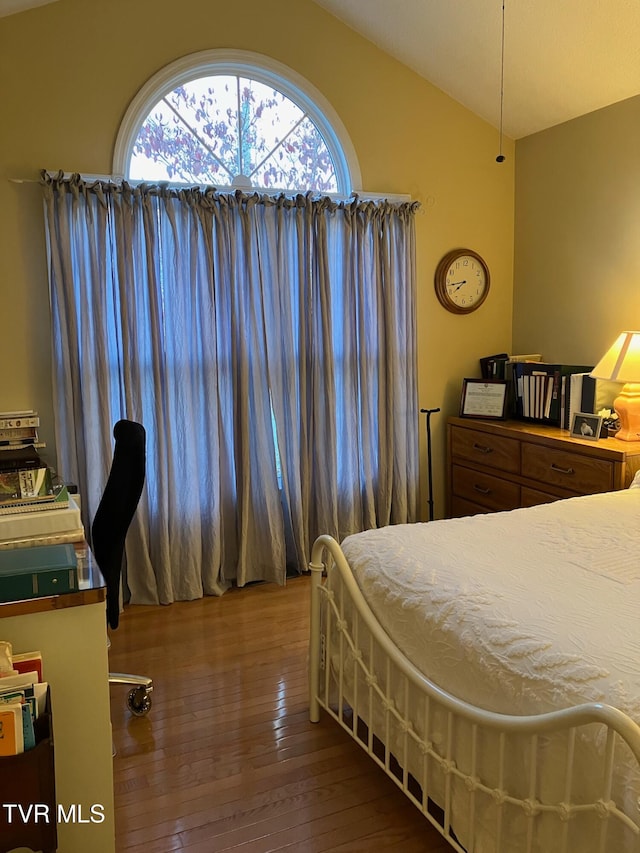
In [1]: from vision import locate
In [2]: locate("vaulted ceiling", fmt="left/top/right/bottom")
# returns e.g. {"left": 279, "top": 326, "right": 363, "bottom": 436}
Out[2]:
{"left": 3, "top": 0, "right": 639, "bottom": 140}
{"left": 312, "top": 0, "right": 640, "bottom": 139}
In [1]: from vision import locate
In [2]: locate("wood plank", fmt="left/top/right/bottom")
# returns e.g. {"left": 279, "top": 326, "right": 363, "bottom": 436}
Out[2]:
{"left": 109, "top": 575, "right": 452, "bottom": 852}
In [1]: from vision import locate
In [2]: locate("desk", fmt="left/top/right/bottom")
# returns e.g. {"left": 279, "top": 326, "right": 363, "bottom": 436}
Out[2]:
{"left": 0, "top": 544, "right": 115, "bottom": 853}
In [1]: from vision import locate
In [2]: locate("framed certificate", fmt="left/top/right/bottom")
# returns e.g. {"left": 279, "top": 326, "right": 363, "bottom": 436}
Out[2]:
{"left": 459, "top": 378, "right": 508, "bottom": 420}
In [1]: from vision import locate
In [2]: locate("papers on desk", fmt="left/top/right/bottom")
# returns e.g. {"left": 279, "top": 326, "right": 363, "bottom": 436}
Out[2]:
{"left": 0, "top": 492, "right": 84, "bottom": 550}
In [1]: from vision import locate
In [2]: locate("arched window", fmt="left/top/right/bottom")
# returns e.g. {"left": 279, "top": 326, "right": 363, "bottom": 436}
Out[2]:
{"left": 113, "top": 50, "right": 360, "bottom": 194}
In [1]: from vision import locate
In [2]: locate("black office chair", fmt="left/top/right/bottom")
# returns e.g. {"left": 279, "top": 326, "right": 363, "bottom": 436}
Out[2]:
{"left": 91, "top": 419, "right": 153, "bottom": 716}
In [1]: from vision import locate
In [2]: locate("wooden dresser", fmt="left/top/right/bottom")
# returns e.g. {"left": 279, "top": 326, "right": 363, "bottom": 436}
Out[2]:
{"left": 446, "top": 416, "right": 640, "bottom": 517}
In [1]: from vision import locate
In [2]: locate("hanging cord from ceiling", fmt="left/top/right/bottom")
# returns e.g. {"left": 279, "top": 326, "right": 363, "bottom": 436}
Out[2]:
{"left": 496, "top": 0, "right": 506, "bottom": 163}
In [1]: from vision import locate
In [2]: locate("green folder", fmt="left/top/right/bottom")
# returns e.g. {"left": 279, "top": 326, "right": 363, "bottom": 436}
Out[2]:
{"left": 0, "top": 544, "right": 78, "bottom": 602}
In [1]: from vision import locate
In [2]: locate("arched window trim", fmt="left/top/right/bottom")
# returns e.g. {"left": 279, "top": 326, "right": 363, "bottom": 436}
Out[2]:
{"left": 113, "top": 48, "right": 362, "bottom": 195}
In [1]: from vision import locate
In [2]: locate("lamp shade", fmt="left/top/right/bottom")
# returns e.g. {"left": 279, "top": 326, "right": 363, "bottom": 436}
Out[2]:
{"left": 590, "top": 331, "right": 640, "bottom": 382}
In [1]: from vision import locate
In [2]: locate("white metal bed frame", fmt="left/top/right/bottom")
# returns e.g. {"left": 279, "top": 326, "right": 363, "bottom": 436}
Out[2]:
{"left": 309, "top": 533, "right": 640, "bottom": 853}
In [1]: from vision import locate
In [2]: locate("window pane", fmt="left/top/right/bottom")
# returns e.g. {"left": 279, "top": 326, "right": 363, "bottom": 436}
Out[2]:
{"left": 130, "top": 77, "right": 238, "bottom": 184}
{"left": 129, "top": 73, "right": 338, "bottom": 191}
{"left": 250, "top": 115, "right": 337, "bottom": 192}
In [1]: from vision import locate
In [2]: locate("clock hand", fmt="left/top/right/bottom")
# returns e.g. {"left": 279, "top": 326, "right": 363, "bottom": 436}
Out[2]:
{"left": 449, "top": 280, "right": 467, "bottom": 291}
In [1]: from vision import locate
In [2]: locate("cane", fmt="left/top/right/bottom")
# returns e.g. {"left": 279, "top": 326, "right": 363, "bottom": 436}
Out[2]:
{"left": 420, "top": 407, "right": 440, "bottom": 521}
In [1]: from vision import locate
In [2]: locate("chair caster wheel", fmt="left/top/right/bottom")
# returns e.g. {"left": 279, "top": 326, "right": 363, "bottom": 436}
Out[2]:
{"left": 127, "top": 687, "right": 152, "bottom": 716}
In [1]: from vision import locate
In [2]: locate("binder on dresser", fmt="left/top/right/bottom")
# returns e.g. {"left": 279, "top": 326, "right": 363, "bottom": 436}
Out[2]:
{"left": 559, "top": 367, "right": 614, "bottom": 428}
{"left": 512, "top": 363, "right": 593, "bottom": 426}
{"left": 480, "top": 353, "right": 509, "bottom": 380}
{"left": 512, "top": 361, "right": 563, "bottom": 422}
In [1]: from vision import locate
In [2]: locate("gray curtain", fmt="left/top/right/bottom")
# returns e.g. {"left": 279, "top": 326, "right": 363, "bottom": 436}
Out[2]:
{"left": 42, "top": 172, "right": 419, "bottom": 603}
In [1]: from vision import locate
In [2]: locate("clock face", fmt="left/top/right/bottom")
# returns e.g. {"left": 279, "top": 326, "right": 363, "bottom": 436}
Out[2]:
{"left": 435, "top": 249, "right": 490, "bottom": 314}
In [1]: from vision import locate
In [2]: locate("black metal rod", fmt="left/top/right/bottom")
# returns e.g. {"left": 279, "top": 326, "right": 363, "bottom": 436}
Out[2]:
{"left": 420, "top": 407, "right": 440, "bottom": 521}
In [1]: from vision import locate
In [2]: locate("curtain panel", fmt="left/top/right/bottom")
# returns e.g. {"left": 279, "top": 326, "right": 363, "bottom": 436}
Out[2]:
{"left": 42, "top": 171, "right": 420, "bottom": 603}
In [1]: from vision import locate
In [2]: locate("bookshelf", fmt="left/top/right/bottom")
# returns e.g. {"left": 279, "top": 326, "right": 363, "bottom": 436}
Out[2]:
{"left": 0, "top": 687, "right": 56, "bottom": 853}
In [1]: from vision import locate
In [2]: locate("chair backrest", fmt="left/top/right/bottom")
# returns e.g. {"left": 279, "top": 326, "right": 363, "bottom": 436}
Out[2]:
{"left": 91, "top": 420, "right": 146, "bottom": 630}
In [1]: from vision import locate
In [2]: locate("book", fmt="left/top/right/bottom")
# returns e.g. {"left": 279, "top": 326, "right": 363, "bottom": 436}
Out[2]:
{"left": 0, "top": 641, "right": 12, "bottom": 674}
{"left": 512, "top": 361, "right": 557, "bottom": 420}
{"left": 0, "top": 412, "right": 38, "bottom": 429}
{"left": 0, "top": 444, "right": 42, "bottom": 471}
{"left": 0, "top": 664, "right": 42, "bottom": 755}
{"left": 0, "top": 528, "right": 85, "bottom": 549}
{"left": 33, "top": 681, "right": 48, "bottom": 718}
{"left": 509, "top": 353, "right": 543, "bottom": 363}
{"left": 0, "top": 467, "right": 52, "bottom": 503}
{"left": 0, "top": 426, "right": 39, "bottom": 446}
{"left": 0, "top": 688, "right": 26, "bottom": 705}
{"left": 0, "top": 703, "right": 23, "bottom": 755}
{"left": 0, "top": 484, "right": 70, "bottom": 517}
{"left": 12, "top": 651, "right": 43, "bottom": 683}
{"left": 0, "top": 671, "right": 40, "bottom": 692}
{"left": 20, "top": 701, "right": 35, "bottom": 751}
{"left": 577, "top": 376, "right": 623, "bottom": 415}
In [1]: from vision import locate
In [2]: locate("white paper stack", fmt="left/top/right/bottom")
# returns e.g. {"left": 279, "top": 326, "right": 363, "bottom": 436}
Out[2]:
{"left": 0, "top": 495, "right": 84, "bottom": 549}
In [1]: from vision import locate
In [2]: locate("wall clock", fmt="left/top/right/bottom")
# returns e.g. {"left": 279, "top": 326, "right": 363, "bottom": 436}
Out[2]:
{"left": 434, "top": 248, "right": 490, "bottom": 314}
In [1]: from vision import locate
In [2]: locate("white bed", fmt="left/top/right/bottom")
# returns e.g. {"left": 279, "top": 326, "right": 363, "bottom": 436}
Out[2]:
{"left": 308, "top": 485, "right": 640, "bottom": 853}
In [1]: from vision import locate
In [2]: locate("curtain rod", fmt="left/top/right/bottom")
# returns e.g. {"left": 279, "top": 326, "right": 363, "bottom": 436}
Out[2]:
{"left": 9, "top": 171, "right": 412, "bottom": 203}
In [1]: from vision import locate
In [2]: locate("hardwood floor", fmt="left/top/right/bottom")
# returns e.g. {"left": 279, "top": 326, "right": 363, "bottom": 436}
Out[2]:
{"left": 108, "top": 575, "right": 452, "bottom": 852}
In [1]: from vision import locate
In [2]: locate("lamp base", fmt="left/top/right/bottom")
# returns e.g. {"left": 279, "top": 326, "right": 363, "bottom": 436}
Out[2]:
{"left": 613, "top": 383, "right": 640, "bottom": 441}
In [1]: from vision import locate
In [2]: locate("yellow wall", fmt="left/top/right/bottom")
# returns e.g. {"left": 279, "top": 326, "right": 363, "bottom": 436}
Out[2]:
{"left": 0, "top": 0, "right": 515, "bottom": 519}
{"left": 514, "top": 94, "right": 640, "bottom": 365}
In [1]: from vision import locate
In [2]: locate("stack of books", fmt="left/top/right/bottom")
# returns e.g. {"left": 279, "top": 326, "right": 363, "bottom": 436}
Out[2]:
{"left": 0, "top": 642, "right": 47, "bottom": 755}
{"left": 0, "top": 410, "right": 44, "bottom": 454}
{"left": 0, "top": 640, "right": 47, "bottom": 755}
{"left": 0, "top": 409, "right": 47, "bottom": 505}
{"left": 0, "top": 408, "right": 84, "bottom": 548}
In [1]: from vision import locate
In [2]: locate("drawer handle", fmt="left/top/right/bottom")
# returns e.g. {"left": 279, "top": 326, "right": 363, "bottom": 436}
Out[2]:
{"left": 473, "top": 484, "right": 491, "bottom": 495}
{"left": 472, "top": 443, "right": 493, "bottom": 454}
{"left": 550, "top": 463, "right": 575, "bottom": 475}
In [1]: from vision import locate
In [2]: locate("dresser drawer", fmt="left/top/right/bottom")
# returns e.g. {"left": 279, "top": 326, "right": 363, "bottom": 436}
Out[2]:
{"left": 450, "top": 427, "right": 520, "bottom": 474}
{"left": 446, "top": 417, "right": 640, "bottom": 519}
{"left": 520, "top": 486, "right": 561, "bottom": 507}
{"left": 521, "top": 444, "right": 614, "bottom": 494}
{"left": 452, "top": 464, "right": 520, "bottom": 512}
{"left": 450, "top": 496, "right": 490, "bottom": 518}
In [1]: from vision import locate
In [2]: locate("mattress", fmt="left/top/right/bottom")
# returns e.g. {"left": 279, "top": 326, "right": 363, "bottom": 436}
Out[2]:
{"left": 341, "top": 488, "right": 640, "bottom": 724}
{"left": 337, "top": 488, "right": 640, "bottom": 851}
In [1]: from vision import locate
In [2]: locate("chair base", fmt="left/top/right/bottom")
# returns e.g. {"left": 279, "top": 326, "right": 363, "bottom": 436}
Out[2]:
{"left": 109, "top": 672, "right": 153, "bottom": 716}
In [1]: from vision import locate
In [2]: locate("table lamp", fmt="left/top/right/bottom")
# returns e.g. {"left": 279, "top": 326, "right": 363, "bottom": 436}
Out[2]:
{"left": 590, "top": 331, "right": 640, "bottom": 441}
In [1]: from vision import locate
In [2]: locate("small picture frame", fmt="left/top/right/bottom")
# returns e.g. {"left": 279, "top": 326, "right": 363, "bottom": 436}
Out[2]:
{"left": 570, "top": 412, "right": 603, "bottom": 441}
{"left": 459, "top": 379, "right": 508, "bottom": 420}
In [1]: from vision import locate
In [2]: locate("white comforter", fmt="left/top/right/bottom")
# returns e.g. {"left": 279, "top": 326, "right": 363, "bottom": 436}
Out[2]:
{"left": 341, "top": 488, "right": 640, "bottom": 725}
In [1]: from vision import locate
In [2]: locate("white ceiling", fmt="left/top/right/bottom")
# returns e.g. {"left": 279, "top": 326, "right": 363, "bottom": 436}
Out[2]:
{"left": 312, "top": 0, "right": 640, "bottom": 139}
{"left": 3, "top": 0, "right": 639, "bottom": 139}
